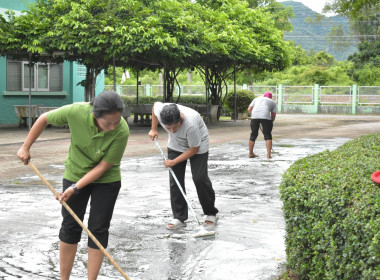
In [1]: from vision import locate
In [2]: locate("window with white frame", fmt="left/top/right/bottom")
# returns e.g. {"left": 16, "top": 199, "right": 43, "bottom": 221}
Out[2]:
{"left": 6, "top": 58, "right": 63, "bottom": 92}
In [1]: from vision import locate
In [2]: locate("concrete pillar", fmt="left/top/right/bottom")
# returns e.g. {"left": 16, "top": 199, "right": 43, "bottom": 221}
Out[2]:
{"left": 352, "top": 84, "right": 357, "bottom": 115}
{"left": 277, "top": 84, "right": 283, "bottom": 113}
{"left": 145, "top": 84, "right": 151, "bottom": 96}
{"left": 313, "top": 84, "right": 319, "bottom": 114}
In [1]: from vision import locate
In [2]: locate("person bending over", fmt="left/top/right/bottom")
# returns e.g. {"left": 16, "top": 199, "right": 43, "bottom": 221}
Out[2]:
{"left": 17, "top": 91, "right": 129, "bottom": 280}
{"left": 148, "top": 102, "right": 218, "bottom": 229}
{"left": 247, "top": 91, "right": 277, "bottom": 159}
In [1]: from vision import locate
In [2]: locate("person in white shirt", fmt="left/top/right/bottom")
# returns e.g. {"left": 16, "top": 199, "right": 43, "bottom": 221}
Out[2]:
{"left": 148, "top": 102, "right": 218, "bottom": 229}
{"left": 247, "top": 92, "right": 277, "bottom": 159}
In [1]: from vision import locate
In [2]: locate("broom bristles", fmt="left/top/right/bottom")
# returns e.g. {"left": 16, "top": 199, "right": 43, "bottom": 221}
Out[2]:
{"left": 192, "top": 228, "right": 216, "bottom": 238}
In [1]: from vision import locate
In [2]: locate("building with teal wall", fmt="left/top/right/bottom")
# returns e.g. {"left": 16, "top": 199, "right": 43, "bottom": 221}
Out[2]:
{"left": 0, "top": 0, "right": 104, "bottom": 125}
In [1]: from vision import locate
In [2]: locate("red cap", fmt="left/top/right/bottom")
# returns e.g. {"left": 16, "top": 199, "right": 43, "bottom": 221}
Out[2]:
{"left": 263, "top": 92, "right": 272, "bottom": 99}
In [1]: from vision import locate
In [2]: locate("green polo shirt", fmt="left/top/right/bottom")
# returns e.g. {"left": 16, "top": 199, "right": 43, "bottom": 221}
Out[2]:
{"left": 46, "top": 102, "right": 129, "bottom": 183}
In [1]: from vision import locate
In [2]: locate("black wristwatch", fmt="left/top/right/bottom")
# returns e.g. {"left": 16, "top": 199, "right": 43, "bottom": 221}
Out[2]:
{"left": 71, "top": 183, "right": 79, "bottom": 195}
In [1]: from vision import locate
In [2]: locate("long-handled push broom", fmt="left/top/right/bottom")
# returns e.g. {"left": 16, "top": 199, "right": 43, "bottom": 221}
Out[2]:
{"left": 28, "top": 161, "right": 130, "bottom": 280}
{"left": 153, "top": 139, "right": 216, "bottom": 238}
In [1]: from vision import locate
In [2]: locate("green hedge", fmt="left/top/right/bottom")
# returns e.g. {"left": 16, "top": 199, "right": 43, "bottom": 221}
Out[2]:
{"left": 224, "top": 90, "right": 255, "bottom": 113}
{"left": 121, "top": 95, "right": 206, "bottom": 106}
{"left": 121, "top": 95, "right": 161, "bottom": 105}
{"left": 279, "top": 133, "right": 380, "bottom": 280}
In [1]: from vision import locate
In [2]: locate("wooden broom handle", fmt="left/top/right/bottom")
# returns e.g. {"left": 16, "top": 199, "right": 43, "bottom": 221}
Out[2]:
{"left": 28, "top": 161, "right": 130, "bottom": 280}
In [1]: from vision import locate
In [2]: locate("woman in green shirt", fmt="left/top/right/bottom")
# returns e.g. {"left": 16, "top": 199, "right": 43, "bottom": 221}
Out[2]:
{"left": 17, "top": 91, "right": 129, "bottom": 280}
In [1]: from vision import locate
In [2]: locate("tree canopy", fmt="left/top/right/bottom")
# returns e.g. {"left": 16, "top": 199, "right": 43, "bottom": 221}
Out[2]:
{"left": 324, "top": 0, "right": 379, "bottom": 42}
{"left": 0, "top": 0, "right": 291, "bottom": 103}
{"left": 321, "top": 0, "right": 380, "bottom": 85}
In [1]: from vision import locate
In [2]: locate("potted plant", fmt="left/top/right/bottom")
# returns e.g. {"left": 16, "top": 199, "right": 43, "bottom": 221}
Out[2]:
{"left": 224, "top": 90, "right": 255, "bottom": 120}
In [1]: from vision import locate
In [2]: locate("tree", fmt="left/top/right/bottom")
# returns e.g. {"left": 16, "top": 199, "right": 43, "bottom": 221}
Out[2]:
{"left": 107, "top": 0, "right": 206, "bottom": 103}
{"left": 326, "top": 24, "right": 353, "bottom": 52}
{"left": 241, "top": 0, "right": 293, "bottom": 86}
{"left": 0, "top": 9, "right": 52, "bottom": 64}
{"left": 311, "top": 51, "right": 336, "bottom": 67}
{"left": 0, "top": 0, "right": 150, "bottom": 102}
{"left": 324, "top": 0, "right": 380, "bottom": 42}
{"left": 32, "top": 0, "right": 140, "bottom": 101}
{"left": 323, "top": 1, "right": 380, "bottom": 85}
{"left": 347, "top": 41, "right": 380, "bottom": 85}
{"left": 195, "top": 0, "right": 290, "bottom": 118}
{"left": 0, "top": 0, "right": 290, "bottom": 109}
{"left": 246, "top": 0, "right": 294, "bottom": 33}
{"left": 136, "top": 0, "right": 202, "bottom": 102}
{"left": 288, "top": 42, "right": 312, "bottom": 66}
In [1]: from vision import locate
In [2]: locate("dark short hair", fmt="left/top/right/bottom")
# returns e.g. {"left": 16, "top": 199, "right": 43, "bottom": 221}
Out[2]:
{"left": 91, "top": 91, "right": 125, "bottom": 118}
{"left": 160, "top": 104, "right": 181, "bottom": 125}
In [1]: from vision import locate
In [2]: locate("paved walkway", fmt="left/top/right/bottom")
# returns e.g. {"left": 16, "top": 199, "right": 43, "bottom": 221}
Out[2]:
{"left": 1, "top": 114, "right": 380, "bottom": 185}
{"left": 0, "top": 114, "right": 380, "bottom": 279}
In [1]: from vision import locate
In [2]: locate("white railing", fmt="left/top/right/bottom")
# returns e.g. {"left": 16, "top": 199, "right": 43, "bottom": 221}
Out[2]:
{"left": 358, "top": 86, "right": 380, "bottom": 105}
{"left": 283, "top": 86, "right": 314, "bottom": 104}
{"left": 320, "top": 86, "right": 352, "bottom": 105}
{"left": 248, "top": 85, "right": 278, "bottom": 102}
{"left": 104, "top": 84, "right": 380, "bottom": 106}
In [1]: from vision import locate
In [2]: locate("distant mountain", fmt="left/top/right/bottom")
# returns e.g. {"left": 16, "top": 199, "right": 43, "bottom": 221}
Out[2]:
{"left": 281, "top": 1, "right": 358, "bottom": 61}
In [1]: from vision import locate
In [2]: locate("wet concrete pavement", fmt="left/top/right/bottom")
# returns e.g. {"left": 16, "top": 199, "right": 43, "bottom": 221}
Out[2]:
{"left": 1, "top": 114, "right": 380, "bottom": 279}
{"left": 0, "top": 139, "right": 349, "bottom": 279}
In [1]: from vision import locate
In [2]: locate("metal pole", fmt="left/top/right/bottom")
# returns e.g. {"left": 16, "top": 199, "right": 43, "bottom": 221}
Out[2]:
{"left": 205, "top": 66, "right": 209, "bottom": 125}
{"left": 136, "top": 68, "right": 139, "bottom": 104}
{"left": 234, "top": 66, "right": 237, "bottom": 122}
{"left": 28, "top": 54, "right": 32, "bottom": 130}
{"left": 113, "top": 56, "right": 116, "bottom": 91}
{"left": 163, "top": 67, "right": 166, "bottom": 102}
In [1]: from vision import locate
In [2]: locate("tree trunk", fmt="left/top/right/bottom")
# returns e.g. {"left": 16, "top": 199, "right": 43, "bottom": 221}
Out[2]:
{"left": 163, "top": 66, "right": 181, "bottom": 103}
{"left": 158, "top": 72, "right": 163, "bottom": 96}
{"left": 203, "top": 66, "right": 230, "bottom": 121}
{"left": 84, "top": 68, "right": 98, "bottom": 102}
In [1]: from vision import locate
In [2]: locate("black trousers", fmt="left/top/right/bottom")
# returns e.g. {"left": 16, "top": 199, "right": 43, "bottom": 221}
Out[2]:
{"left": 59, "top": 178, "right": 121, "bottom": 249}
{"left": 168, "top": 148, "right": 218, "bottom": 222}
{"left": 250, "top": 118, "right": 273, "bottom": 141}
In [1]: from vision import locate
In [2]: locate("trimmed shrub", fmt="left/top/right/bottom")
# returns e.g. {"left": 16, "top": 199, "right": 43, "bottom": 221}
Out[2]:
{"left": 121, "top": 95, "right": 206, "bottom": 106}
{"left": 121, "top": 95, "right": 161, "bottom": 105}
{"left": 178, "top": 95, "right": 206, "bottom": 104}
{"left": 279, "top": 133, "right": 380, "bottom": 280}
{"left": 224, "top": 90, "right": 255, "bottom": 114}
